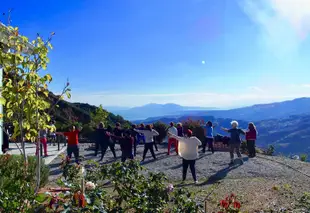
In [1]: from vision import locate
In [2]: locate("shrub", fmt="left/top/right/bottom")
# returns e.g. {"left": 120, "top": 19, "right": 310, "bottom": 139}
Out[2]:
{"left": 218, "top": 193, "right": 242, "bottom": 213}
{"left": 265, "top": 145, "right": 275, "bottom": 156}
{"left": 80, "top": 124, "right": 95, "bottom": 139}
{"left": 240, "top": 140, "right": 248, "bottom": 154}
{"left": 296, "top": 192, "right": 310, "bottom": 211}
{"left": 0, "top": 154, "right": 50, "bottom": 212}
{"left": 182, "top": 118, "right": 205, "bottom": 142}
{"left": 153, "top": 121, "right": 168, "bottom": 143}
{"left": 300, "top": 154, "right": 308, "bottom": 162}
{"left": 0, "top": 154, "right": 49, "bottom": 187}
{"left": 44, "top": 160, "right": 203, "bottom": 212}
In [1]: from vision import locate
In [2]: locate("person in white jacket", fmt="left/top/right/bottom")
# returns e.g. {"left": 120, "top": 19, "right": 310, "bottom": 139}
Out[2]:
{"left": 167, "top": 122, "right": 178, "bottom": 155}
{"left": 134, "top": 124, "right": 159, "bottom": 162}
{"left": 168, "top": 129, "right": 202, "bottom": 184}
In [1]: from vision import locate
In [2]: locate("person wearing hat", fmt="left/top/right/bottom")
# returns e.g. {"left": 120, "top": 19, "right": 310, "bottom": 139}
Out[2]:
{"left": 168, "top": 129, "right": 202, "bottom": 184}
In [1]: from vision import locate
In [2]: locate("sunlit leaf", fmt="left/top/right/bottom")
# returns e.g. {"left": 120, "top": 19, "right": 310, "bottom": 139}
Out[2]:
{"left": 0, "top": 97, "right": 6, "bottom": 105}
{"left": 65, "top": 91, "right": 71, "bottom": 99}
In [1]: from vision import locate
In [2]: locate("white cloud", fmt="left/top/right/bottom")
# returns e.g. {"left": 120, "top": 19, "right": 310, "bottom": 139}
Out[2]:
{"left": 248, "top": 86, "right": 265, "bottom": 93}
{"left": 301, "top": 84, "right": 310, "bottom": 88}
{"left": 239, "top": 0, "right": 310, "bottom": 57}
{"left": 68, "top": 84, "right": 310, "bottom": 108}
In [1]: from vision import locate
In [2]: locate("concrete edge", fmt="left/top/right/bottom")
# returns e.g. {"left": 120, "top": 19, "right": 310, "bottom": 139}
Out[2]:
{"left": 44, "top": 146, "right": 67, "bottom": 165}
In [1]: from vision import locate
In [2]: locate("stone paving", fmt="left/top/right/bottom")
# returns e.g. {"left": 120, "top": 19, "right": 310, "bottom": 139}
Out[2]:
{"left": 7, "top": 141, "right": 67, "bottom": 165}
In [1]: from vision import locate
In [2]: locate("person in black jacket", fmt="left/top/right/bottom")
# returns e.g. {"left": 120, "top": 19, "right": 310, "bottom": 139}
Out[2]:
{"left": 94, "top": 122, "right": 116, "bottom": 160}
{"left": 130, "top": 124, "right": 138, "bottom": 156}
{"left": 120, "top": 130, "right": 134, "bottom": 162}
{"left": 2, "top": 127, "right": 9, "bottom": 154}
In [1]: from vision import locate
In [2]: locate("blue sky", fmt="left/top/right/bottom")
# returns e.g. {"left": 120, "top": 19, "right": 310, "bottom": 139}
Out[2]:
{"left": 2, "top": 0, "right": 310, "bottom": 108}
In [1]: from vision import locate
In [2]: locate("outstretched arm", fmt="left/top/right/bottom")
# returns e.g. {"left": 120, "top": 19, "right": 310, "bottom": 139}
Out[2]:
{"left": 152, "top": 129, "right": 159, "bottom": 136}
{"left": 239, "top": 129, "right": 246, "bottom": 135}
{"left": 192, "top": 136, "right": 202, "bottom": 146}
{"left": 134, "top": 129, "right": 146, "bottom": 134}
{"left": 167, "top": 132, "right": 182, "bottom": 140}
{"left": 221, "top": 127, "right": 229, "bottom": 132}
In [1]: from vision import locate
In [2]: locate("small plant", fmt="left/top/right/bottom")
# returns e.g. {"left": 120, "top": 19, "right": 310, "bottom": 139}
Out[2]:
{"left": 240, "top": 140, "right": 247, "bottom": 154}
{"left": 272, "top": 185, "right": 280, "bottom": 191}
{"left": 300, "top": 154, "right": 308, "bottom": 162}
{"left": 218, "top": 193, "right": 242, "bottom": 213}
{"left": 296, "top": 192, "right": 310, "bottom": 211}
{"left": 265, "top": 145, "right": 275, "bottom": 156}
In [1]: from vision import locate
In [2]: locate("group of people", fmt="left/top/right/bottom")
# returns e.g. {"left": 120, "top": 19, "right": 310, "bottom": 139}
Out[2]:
{"left": 93, "top": 122, "right": 160, "bottom": 163}
{"left": 2, "top": 118, "right": 258, "bottom": 184}
{"left": 58, "top": 120, "right": 257, "bottom": 184}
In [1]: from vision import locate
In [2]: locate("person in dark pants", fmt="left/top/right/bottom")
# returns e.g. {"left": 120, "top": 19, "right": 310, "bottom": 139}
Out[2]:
{"left": 245, "top": 122, "right": 257, "bottom": 158}
{"left": 113, "top": 122, "right": 123, "bottom": 145}
{"left": 168, "top": 129, "right": 202, "bottom": 184}
{"left": 130, "top": 124, "right": 138, "bottom": 156}
{"left": 134, "top": 124, "right": 159, "bottom": 162}
{"left": 2, "top": 128, "right": 9, "bottom": 154}
{"left": 177, "top": 123, "right": 183, "bottom": 137}
{"left": 61, "top": 125, "right": 82, "bottom": 164}
{"left": 221, "top": 121, "right": 245, "bottom": 165}
{"left": 153, "top": 135, "right": 158, "bottom": 151}
{"left": 94, "top": 122, "right": 116, "bottom": 160}
{"left": 136, "top": 124, "right": 146, "bottom": 144}
{"left": 120, "top": 130, "right": 134, "bottom": 162}
{"left": 203, "top": 121, "right": 215, "bottom": 154}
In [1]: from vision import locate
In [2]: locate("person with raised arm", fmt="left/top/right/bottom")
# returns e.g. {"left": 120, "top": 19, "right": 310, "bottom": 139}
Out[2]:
{"left": 168, "top": 129, "right": 202, "bottom": 184}
{"left": 202, "top": 121, "right": 215, "bottom": 154}
{"left": 130, "top": 124, "right": 139, "bottom": 156}
{"left": 221, "top": 120, "right": 245, "bottom": 165}
{"left": 136, "top": 123, "right": 146, "bottom": 144}
{"left": 134, "top": 124, "right": 159, "bottom": 162}
{"left": 57, "top": 125, "right": 82, "bottom": 164}
{"left": 167, "top": 122, "right": 178, "bottom": 155}
{"left": 94, "top": 122, "right": 116, "bottom": 160}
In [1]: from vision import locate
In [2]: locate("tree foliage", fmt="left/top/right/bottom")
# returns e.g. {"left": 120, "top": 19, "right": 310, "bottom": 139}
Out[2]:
{"left": 153, "top": 121, "right": 168, "bottom": 143}
{"left": 0, "top": 23, "right": 70, "bottom": 144}
{"left": 90, "top": 104, "right": 108, "bottom": 127}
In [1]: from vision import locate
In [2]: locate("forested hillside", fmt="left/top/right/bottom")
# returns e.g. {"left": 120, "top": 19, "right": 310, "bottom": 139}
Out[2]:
{"left": 47, "top": 92, "right": 131, "bottom": 131}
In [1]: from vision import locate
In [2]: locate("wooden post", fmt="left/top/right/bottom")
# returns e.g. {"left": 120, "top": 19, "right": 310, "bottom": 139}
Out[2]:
{"left": 57, "top": 135, "right": 60, "bottom": 151}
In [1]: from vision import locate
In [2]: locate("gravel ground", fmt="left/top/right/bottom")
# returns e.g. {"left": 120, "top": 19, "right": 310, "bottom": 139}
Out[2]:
{"left": 48, "top": 143, "right": 310, "bottom": 212}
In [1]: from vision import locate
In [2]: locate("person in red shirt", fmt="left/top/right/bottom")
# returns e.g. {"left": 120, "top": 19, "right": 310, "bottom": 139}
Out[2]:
{"left": 245, "top": 122, "right": 257, "bottom": 158}
{"left": 58, "top": 125, "right": 82, "bottom": 164}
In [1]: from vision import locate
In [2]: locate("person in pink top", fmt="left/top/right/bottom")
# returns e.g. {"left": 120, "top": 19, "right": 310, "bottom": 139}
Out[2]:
{"left": 245, "top": 122, "right": 257, "bottom": 158}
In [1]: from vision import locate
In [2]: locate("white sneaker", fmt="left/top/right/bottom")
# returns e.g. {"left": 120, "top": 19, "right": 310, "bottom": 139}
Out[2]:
{"left": 194, "top": 181, "right": 199, "bottom": 184}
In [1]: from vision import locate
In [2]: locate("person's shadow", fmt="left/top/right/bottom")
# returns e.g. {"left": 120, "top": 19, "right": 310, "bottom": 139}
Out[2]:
{"left": 198, "top": 157, "right": 249, "bottom": 186}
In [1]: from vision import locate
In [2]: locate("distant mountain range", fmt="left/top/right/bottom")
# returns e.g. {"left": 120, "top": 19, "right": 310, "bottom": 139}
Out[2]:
{"left": 132, "top": 113, "right": 310, "bottom": 157}
{"left": 109, "top": 103, "right": 217, "bottom": 120}
{"left": 128, "top": 97, "right": 310, "bottom": 157}
{"left": 129, "top": 97, "right": 310, "bottom": 122}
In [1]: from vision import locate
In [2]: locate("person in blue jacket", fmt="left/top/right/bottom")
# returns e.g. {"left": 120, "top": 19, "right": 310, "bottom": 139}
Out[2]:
{"left": 203, "top": 121, "right": 215, "bottom": 154}
{"left": 136, "top": 123, "right": 146, "bottom": 144}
